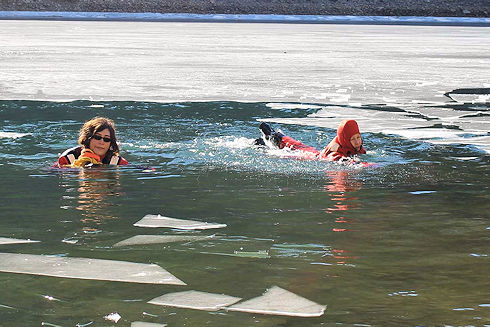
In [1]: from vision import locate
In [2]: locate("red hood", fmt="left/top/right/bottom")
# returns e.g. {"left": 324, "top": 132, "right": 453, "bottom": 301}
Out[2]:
{"left": 338, "top": 120, "right": 360, "bottom": 152}
{"left": 329, "top": 119, "right": 365, "bottom": 156}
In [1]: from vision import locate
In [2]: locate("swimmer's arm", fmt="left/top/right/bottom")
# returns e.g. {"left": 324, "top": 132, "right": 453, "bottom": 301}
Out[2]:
{"left": 321, "top": 151, "right": 360, "bottom": 164}
{"left": 320, "top": 151, "right": 343, "bottom": 162}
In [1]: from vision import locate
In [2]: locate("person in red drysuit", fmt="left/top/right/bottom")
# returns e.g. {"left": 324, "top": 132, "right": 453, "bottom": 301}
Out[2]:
{"left": 318, "top": 119, "right": 366, "bottom": 161}
{"left": 255, "top": 119, "right": 366, "bottom": 163}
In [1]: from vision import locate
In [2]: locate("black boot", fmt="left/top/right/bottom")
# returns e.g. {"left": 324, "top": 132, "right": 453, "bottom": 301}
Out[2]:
{"left": 259, "top": 122, "right": 283, "bottom": 148}
{"left": 253, "top": 137, "right": 266, "bottom": 146}
{"left": 271, "top": 131, "right": 284, "bottom": 147}
{"left": 259, "top": 122, "right": 275, "bottom": 139}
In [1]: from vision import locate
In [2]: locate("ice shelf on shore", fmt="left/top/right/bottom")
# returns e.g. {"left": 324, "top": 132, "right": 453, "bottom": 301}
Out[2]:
{"left": 0, "top": 11, "right": 489, "bottom": 26}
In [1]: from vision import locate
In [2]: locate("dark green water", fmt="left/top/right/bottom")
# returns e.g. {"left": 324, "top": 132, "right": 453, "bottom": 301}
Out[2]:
{"left": 0, "top": 100, "right": 489, "bottom": 326}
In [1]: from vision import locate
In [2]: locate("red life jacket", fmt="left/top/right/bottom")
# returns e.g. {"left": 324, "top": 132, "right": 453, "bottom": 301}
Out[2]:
{"left": 54, "top": 146, "right": 128, "bottom": 168}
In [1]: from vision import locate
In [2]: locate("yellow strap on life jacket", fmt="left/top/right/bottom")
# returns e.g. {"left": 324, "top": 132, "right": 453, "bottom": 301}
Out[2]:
{"left": 71, "top": 149, "right": 102, "bottom": 167}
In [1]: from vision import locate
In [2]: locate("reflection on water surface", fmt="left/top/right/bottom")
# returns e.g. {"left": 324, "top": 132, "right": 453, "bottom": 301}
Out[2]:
{"left": 0, "top": 100, "right": 488, "bottom": 326}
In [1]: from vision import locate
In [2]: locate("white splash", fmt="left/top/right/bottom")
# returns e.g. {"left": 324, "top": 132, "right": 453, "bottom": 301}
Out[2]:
{"left": 104, "top": 312, "right": 121, "bottom": 323}
{"left": 205, "top": 136, "right": 254, "bottom": 150}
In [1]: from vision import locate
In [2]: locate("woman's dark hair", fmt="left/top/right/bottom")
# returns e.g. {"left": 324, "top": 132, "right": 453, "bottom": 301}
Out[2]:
{"left": 78, "top": 117, "right": 120, "bottom": 155}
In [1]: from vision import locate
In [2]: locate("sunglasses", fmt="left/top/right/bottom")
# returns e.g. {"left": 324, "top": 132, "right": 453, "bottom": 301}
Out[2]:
{"left": 92, "top": 134, "right": 112, "bottom": 143}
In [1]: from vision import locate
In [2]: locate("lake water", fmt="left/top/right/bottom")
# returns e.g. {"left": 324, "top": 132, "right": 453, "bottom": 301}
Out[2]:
{"left": 0, "top": 99, "right": 489, "bottom": 326}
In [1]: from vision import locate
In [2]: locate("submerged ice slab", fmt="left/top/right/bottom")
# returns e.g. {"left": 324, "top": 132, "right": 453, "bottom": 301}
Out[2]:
{"left": 227, "top": 286, "right": 326, "bottom": 317}
{"left": 149, "top": 290, "right": 242, "bottom": 311}
{"left": 134, "top": 215, "right": 226, "bottom": 230}
{"left": 0, "top": 253, "right": 186, "bottom": 285}
{"left": 0, "top": 237, "right": 39, "bottom": 245}
{"left": 199, "top": 250, "right": 270, "bottom": 259}
{"left": 132, "top": 323, "right": 167, "bottom": 327}
{"left": 114, "top": 234, "right": 217, "bottom": 247}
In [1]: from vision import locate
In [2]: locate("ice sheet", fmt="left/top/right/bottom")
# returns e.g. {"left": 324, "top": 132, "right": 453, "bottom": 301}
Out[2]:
{"left": 1, "top": 21, "right": 488, "bottom": 152}
{"left": 149, "top": 290, "right": 242, "bottom": 311}
{"left": 0, "top": 237, "right": 39, "bottom": 245}
{"left": 113, "top": 234, "right": 217, "bottom": 247}
{"left": 227, "top": 286, "right": 326, "bottom": 317}
{"left": 134, "top": 214, "right": 226, "bottom": 230}
{"left": 0, "top": 253, "right": 186, "bottom": 285}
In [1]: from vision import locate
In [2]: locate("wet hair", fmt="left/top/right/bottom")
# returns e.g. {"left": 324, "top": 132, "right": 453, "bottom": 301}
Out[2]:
{"left": 78, "top": 117, "right": 120, "bottom": 155}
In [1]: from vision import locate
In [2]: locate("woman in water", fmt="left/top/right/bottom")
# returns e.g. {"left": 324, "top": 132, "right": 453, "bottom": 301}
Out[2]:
{"left": 256, "top": 119, "right": 366, "bottom": 163}
{"left": 54, "top": 116, "right": 128, "bottom": 168}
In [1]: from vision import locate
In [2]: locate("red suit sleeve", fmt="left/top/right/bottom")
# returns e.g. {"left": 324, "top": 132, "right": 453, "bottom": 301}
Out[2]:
{"left": 280, "top": 136, "right": 320, "bottom": 156}
{"left": 52, "top": 156, "right": 70, "bottom": 168}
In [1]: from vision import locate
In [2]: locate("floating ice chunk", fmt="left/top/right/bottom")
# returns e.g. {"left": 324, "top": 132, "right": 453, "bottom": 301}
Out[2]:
{"left": 114, "top": 234, "right": 217, "bottom": 247}
{"left": 388, "top": 290, "right": 418, "bottom": 297}
{"left": 41, "top": 322, "right": 64, "bottom": 327}
{"left": 61, "top": 238, "right": 79, "bottom": 245}
{"left": 0, "top": 132, "right": 31, "bottom": 139}
{"left": 0, "top": 237, "right": 40, "bottom": 245}
{"left": 227, "top": 286, "right": 326, "bottom": 317}
{"left": 104, "top": 312, "right": 121, "bottom": 323}
{"left": 134, "top": 215, "right": 226, "bottom": 230}
{"left": 450, "top": 156, "right": 479, "bottom": 161}
{"left": 409, "top": 191, "right": 436, "bottom": 195}
{"left": 233, "top": 250, "right": 270, "bottom": 258}
{"left": 0, "top": 253, "right": 185, "bottom": 285}
{"left": 453, "top": 307, "right": 475, "bottom": 311}
{"left": 131, "top": 322, "right": 167, "bottom": 327}
{"left": 142, "top": 312, "right": 159, "bottom": 317}
{"left": 199, "top": 250, "right": 270, "bottom": 258}
{"left": 0, "top": 303, "right": 15, "bottom": 310}
{"left": 43, "top": 295, "right": 62, "bottom": 302}
{"left": 149, "top": 290, "right": 242, "bottom": 311}
{"left": 76, "top": 322, "right": 93, "bottom": 327}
